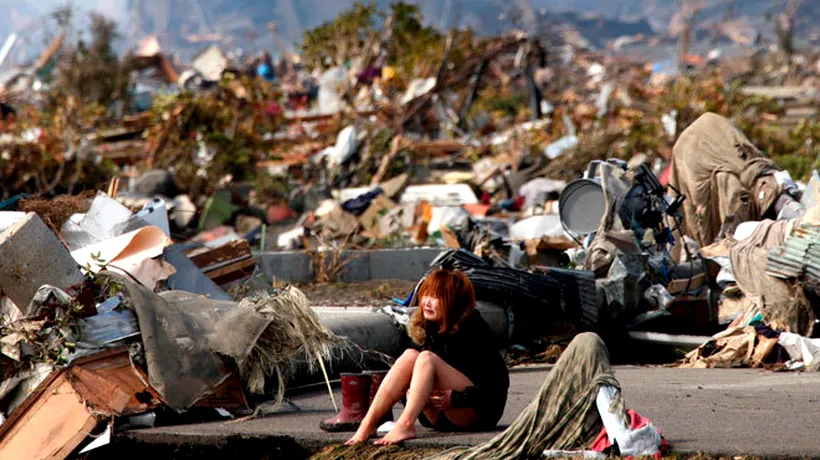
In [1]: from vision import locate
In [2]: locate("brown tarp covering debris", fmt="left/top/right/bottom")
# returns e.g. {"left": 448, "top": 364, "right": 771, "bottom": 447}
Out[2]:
{"left": 669, "top": 112, "right": 782, "bottom": 250}
{"left": 104, "top": 272, "right": 234, "bottom": 410}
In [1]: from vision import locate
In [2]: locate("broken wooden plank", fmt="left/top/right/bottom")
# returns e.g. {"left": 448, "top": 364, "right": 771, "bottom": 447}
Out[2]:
{"left": 0, "top": 347, "right": 164, "bottom": 460}
{"left": 190, "top": 240, "right": 253, "bottom": 269}
{"left": 204, "top": 258, "right": 258, "bottom": 286}
{"left": 285, "top": 110, "right": 377, "bottom": 124}
{"left": 371, "top": 135, "right": 405, "bottom": 185}
{"left": 68, "top": 348, "right": 163, "bottom": 415}
{"left": 33, "top": 32, "right": 65, "bottom": 73}
{"left": 0, "top": 374, "right": 100, "bottom": 460}
{"left": 66, "top": 366, "right": 132, "bottom": 414}
{"left": 189, "top": 240, "right": 257, "bottom": 285}
{"left": 409, "top": 139, "right": 465, "bottom": 157}
{"left": 667, "top": 273, "right": 706, "bottom": 295}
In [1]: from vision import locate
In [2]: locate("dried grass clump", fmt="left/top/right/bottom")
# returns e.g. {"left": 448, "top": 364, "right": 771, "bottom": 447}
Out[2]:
{"left": 238, "top": 286, "right": 343, "bottom": 402}
{"left": 311, "top": 443, "right": 446, "bottom": 460}
{"left": 18, "top": 192, "right": 94, "bottom": 230}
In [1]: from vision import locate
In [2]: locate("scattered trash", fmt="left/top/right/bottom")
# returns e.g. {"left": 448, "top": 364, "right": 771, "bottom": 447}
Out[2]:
{"left": 0, "top": 1, "right": 818, "bottom": 455}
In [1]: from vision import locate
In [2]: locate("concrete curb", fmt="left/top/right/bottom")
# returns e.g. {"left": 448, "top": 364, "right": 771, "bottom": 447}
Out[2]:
{"left": 255, "top": 248, "right": 443, "bottom": 283}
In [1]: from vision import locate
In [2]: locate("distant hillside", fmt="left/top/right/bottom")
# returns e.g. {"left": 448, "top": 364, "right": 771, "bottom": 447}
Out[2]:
{"left": 0, "top": 0, "right": 816, "bottom": 64}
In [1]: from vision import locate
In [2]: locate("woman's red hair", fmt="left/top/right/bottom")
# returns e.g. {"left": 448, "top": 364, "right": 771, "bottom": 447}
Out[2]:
{"left": 407, "top": 269, "right": 476, "bottom": 346}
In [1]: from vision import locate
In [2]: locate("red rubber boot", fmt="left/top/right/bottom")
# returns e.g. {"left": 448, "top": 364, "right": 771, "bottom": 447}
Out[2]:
{"left": 319, "top": 373, "right": 370, "bottom": 432}
{"left": 365, "top": 370, "right": 393, "bottom": 424}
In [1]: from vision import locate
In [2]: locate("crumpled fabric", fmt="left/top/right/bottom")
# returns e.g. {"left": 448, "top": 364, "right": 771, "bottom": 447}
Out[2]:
{"left": 590, "top": 388, "right": 667, "bottom": 458}
{"left": 341, "top": 187, "right": 383, "bottom": 216}
{"left": 585, "top": 230, "right": 642, "bottom": 278}
{"left": 669, "top": 112, "right": 781, "bottom": 252}
{"left": 728, "top": 219, "right": 813, "bottom": 335}
{"left": 424, "top": 333, "right": 623, "bottom": 460}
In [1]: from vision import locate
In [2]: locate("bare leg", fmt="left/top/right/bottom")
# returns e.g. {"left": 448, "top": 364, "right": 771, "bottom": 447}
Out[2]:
{"left": 376, "top": 351, "right": 474, "bottom": 445}
{"left": 345, "top": 349, "right": 419, "bottom": 445}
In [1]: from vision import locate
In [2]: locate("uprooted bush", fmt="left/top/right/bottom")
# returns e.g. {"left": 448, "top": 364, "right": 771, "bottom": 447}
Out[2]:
{"left": 145, "top": 75, "right": 285, "bottom": 196}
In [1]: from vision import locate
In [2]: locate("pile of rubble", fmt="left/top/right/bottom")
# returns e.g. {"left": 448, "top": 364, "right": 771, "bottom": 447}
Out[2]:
{"left": 0, "top": 193, "right": 354, "bottom": 456}
{"left": 0, "top": 2, "right": 818, "bottom": 456}
{"left": 1, "top": 5, "right": 817, "bottom": 261}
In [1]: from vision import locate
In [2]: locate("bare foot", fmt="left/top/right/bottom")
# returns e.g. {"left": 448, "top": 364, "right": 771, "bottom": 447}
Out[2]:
{"left": 374, "top": 422, "right": 416, "bottom": 445}
{"left": 345, "top": 427, "right": 375, "bottom": 446}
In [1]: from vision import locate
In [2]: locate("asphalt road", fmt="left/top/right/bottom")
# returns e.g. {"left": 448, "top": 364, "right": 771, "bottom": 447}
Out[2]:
{"left": 120, "top": 365, "right": 820, "bottom": 458}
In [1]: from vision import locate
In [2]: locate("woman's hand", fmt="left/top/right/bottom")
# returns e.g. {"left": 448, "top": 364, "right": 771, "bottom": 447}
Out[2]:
{"left": 428, "top": 389, "right": 452, "bottom": 410}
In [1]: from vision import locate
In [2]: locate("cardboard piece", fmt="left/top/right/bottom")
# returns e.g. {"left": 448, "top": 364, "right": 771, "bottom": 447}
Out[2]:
{"left": 316, "top": 201, "right": 359, "bottom": 237}
{"left": 359, "top": 195, "right": 397, "bottom": 239}
{"left": 440, "top": 226, "right": 461, "bottom": 249}
{"left": 379, "top": 173, "right": 409, "bottom": 199}
{"left": 71, "top": 226, "right": 173, "bottom": 287}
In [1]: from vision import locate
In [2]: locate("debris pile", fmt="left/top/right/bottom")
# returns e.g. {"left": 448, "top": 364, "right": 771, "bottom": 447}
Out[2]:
{"left": 0, "top": 200, "right": 342, "bottom": 457}
{"left": 1, "top": 4, "right": 817, "bottom": 260}
{"left": 0, "top": 0, "right": 818, "bottom": 455}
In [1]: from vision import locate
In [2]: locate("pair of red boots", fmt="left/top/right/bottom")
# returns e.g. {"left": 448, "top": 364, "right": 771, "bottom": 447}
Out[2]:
{"left": 319, "top": 370, "right": 392, "bottom": 432}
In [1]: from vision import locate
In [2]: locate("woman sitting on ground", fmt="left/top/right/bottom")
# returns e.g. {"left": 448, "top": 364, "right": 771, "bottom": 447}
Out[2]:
{"left": 346, "top": 269, "right": 510, "bottom": 445}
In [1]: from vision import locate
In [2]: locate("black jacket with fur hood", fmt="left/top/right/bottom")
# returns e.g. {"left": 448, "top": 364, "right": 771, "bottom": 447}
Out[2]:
{"left": 410, "top": 309, "right": 509, "bottom": 429}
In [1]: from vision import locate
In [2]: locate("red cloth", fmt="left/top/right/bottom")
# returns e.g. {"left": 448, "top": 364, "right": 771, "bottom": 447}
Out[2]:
{"left": 589, "top": 409, "right": 670, "bottom": 458}
{"left": 265, "top": 102, "right": 283, "bottom": 117}
{"left": 267, "top": 204, "right": 297, "bottom": 224}
{"left": 658, "top": 163, "right": 672, "bottom": 188}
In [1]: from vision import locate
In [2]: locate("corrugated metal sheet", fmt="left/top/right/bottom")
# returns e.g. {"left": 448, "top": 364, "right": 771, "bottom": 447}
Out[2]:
{"left": 766, "top": 225, "right": 820, "bottom": 281}
{"left": 80, "top": 309, "right": 140, "bottom": 345}
{"left": 538, "top": 267, "right": 598, "bottom": 328}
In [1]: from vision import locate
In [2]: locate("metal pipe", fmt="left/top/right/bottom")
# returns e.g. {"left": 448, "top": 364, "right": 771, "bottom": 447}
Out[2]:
{"left": 0, "top": 34, "right": 19, "bottom": 69}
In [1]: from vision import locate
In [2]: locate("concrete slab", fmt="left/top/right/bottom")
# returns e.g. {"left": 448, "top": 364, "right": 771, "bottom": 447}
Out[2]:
{"left": 255, "top": 251, "right": 312, "bottom": 283}
{"left": 366, "top": 249, "right": 441, "bottom": 281}
{"left": 255, "top": 248, "right": 442, "bottom": 284}
{"left": 122, "top": 366, "right": 820, "bottom": 457}
{"left": 0, "top": 213, "right": 85, "bottom": 313}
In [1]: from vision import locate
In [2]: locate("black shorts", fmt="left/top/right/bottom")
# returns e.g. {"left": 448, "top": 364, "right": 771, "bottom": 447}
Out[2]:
{"left": 418, "top": 411, "right": 460, "bottom": 431}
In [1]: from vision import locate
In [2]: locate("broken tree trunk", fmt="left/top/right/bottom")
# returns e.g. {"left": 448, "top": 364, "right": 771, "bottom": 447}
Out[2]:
{"left": 371, "top": 135, "right": 404, "bottom": 186}
{"left": 458, "top": 59, "right": 488, "bottom": 130}
{"left": 146, "top": 103, "right": 185, "bottom": 169}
